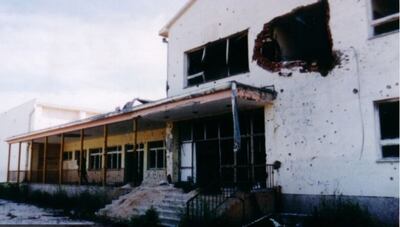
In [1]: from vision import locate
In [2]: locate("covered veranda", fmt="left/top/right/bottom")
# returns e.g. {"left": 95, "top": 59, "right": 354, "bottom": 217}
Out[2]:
{"left": 5, "top": 81, "right": 276, "bottom": 187}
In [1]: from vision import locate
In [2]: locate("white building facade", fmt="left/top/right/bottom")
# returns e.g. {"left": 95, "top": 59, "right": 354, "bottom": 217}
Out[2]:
{"left": 160, "top": 0, "right": 399, "bottom": 223}
{"left": 0, "top": 100, "right": 99, "bottom": 182}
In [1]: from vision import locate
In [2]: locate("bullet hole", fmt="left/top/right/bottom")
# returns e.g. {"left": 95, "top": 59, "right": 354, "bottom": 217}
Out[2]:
{"left": 310, "top": 164, "right": 313, "bottom": 167}
{"left": 288, "top": 153, "right": 292, "bottom": 156}
{"left": 286, "top": 168, "right": 290, "bottom": 171}
{"left": 386, "top": 85, "right": 392, "bottom": 89}
{"left": 323, "top": 135, "right": 326, "bottom": 138}
{"left": 396, "top": 82, "right": 398, "bottom": 86}
{"left": 218, "top": 22, "right": 222, "bottom": 26}
{"left": 301, "top": 141, "right": 304, "bottom": 144}
{"left": 390, "top": 177, "right": 393, "bottom": 181}
{"left": 353, "top": 88, "right": 359, "bottom": 94}
{"left": 334, "top": 130, "right": 337, "bottom": 134}
{"left": 280, "top": 89, "right": 284, "bottom": 93}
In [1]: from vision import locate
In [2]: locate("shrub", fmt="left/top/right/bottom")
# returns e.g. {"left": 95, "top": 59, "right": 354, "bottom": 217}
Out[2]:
{"left": 128, "top": 207, "right": 161, "bottom": 227}
{"left": 0, "top": 183, "right": 111, "bottom": 221}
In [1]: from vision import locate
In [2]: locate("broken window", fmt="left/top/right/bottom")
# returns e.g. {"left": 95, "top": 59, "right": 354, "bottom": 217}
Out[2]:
{"left": 186, "top": 31, "right": 249, "bottom": 86}
{"left": 370, "top": 0, "right": 399, "bottom": 36}
{"left": 148, "top": 141, "right": 166, "bottom": 169}
{"left": 74, "top": 150, "right": 87, "bottom": 166}
{"left": 107, "top": 146, "right": 122, "bottom": 169}
{"left": 89, "top": 148, "right": 102, "bottom": 170}
{"left": 177, "top": 109, "right": 266, "bottom": 190}
{"left": 377, "top": 99, "right": 399, "bottom": 158}
{"left": 253, "top": 1, "right": 335, "bottom": 76}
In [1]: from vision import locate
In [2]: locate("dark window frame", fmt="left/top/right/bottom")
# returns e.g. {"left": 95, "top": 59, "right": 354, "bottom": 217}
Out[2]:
{"left": 106, "top": 146, "right": 122, "bottom": 170}
{"left": 368, "top": 0, "right": 399, "bottom": 37}
{"left": 375, "top": 98, "right": 399, "bottom": 160}
{"left": 147, "top": 141, "right": 166, "bottom": 170}
{"left": 89, "top": 148, "right": 103, "bottom": 170}
{"left": 185, "top": 30, "right": 249, "bottom": 87}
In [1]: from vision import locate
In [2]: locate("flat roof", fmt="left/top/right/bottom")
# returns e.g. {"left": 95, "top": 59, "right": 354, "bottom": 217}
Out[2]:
{"left": 6, "top": 81, "right": 276, "bottom": 144}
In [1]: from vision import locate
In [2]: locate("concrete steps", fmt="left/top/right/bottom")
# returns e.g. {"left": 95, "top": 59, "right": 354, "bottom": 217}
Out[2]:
{"left": 97, "top": 185, "right": 194, "bottom": 227}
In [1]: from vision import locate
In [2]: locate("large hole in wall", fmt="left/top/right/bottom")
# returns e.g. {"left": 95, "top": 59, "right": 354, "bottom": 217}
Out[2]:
{"left": 253, "top": 0, "right": 336, "bottom": 76}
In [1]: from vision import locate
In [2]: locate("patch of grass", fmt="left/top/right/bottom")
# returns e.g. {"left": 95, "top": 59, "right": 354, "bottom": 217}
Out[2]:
{"left": 304, "top": 197, "right": 381, "bottom": 227}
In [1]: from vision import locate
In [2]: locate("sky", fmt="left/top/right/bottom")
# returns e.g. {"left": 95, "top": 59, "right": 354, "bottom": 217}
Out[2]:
{"left": 0, "top": 0, "right": 186, "bottom": 113}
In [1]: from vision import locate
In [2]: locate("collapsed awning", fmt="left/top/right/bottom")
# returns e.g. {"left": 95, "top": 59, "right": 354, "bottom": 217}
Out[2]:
{"left": 6, "top": 81, "right": 276, "bottom": 144}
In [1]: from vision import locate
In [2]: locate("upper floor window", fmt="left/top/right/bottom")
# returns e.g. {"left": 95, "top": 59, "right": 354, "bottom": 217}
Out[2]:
{"left": 186, "top": 31, "right": 249, "bottom": 87}
{"left": 376, "top": 99, "right": 399, "bottom": 159}
{"left": 369, "top": 0, "right": 399, "bottom": 36}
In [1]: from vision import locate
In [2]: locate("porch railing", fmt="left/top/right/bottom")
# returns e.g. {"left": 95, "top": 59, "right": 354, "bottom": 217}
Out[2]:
{"left": 186, "top": 164, "right": 275, "bottom": 221}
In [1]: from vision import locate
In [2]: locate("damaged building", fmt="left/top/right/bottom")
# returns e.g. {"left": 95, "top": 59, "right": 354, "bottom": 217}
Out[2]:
{"left": 5, "top": 0, "right": 399, "bottom": 226}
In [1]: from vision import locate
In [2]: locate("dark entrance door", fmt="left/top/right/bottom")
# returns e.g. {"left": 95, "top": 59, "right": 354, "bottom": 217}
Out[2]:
{"left": 125, "top": 145, "right": 143, "bottom": 186}
{"left": 196, "top": 141, "right": 220, "bottom": 188}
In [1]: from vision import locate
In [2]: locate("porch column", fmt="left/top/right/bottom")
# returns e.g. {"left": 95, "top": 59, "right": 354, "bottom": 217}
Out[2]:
{"left": 43, "top": 137, "right": 48, "bottom": 183}
{"left": 58, "top": 134, "right": 64, "bottom": 184}
{"left": 6, "top": 143, "right": 11, "bottom": 182}
{"left": 79, "top": 129, "right": 84, "bottom": 185}
{"left": 231, "top": 82, "right": 240, "bottom": 185}
{"left": 29, "top": 140, "right": 33, "bottom": 182}
{"left": 102, "top": 125, "right": 108, "bottom": 186}
{"left": 17, "top": 142, "right": 22, "bottom": 184}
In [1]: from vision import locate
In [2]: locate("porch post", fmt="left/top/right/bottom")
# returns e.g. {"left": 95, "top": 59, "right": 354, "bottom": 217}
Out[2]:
{"left": 43, "top": 137, "right": 48, "bottom": 183}
{"left": 231, "top": 82, "right": 240, "bottom": 185}
{"left": 58, "top": 134, "right": 64, "bottom": 184}
{"left": 79, "top": 129, "right": 84, "bottom": 185}
{"left": 6, "top": 143, "right": 11, "bottom": 182}
{"left": 17, "top": 142, "right": 22, "bottom": 184}
{"left": 102, "top": 125, "right": 108, "bottom": 186}
{"left": 29, "top": 140, "right": 33, "bottom": 182}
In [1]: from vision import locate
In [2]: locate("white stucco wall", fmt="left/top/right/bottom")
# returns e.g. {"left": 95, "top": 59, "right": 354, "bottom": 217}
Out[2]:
{"left": 0, "top": 100, "right": 100, "bottom": 182}
{"left": 165, "top": 0, "right": 399, "bottom": 198}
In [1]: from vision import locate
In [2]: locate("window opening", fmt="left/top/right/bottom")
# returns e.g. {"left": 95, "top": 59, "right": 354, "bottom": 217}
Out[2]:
{"left": 186, "top": 31, "right": 249, "bottom": 86}
{"left": 377, "top": 100, "right": 399, "bottom": 158}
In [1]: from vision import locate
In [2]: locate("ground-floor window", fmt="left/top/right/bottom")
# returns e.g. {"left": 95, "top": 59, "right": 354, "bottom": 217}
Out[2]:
{"left": 89, "top": 148, "right": 102, "bottom": 170}
{"left": 107, "top": 146, "right": 122, "bottom": 169}
{"left": 178, "top": 109, "right": 266, "bottom": 190}
{"left": 63, "top": 151, "right": 73, "bottom": 161}
{"left": 148, "top": 141, "right": 166, "bottom": 169}
{"left": 376, "top": 99, "right": 399, "bottom": 159}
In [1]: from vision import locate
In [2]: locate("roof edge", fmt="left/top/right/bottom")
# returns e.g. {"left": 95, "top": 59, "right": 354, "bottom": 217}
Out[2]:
{"left": 159, "top": 0, "right": 197, "bottom": 38}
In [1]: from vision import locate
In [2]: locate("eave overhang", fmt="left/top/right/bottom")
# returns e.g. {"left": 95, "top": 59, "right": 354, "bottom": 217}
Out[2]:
{"left": 6, "top": 82, "right": 276, "bottom": 144}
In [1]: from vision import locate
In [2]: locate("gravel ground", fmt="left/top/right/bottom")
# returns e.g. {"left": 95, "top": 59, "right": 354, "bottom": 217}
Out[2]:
{"left": 0, "top": 199, "right": 94, "bottom": 225}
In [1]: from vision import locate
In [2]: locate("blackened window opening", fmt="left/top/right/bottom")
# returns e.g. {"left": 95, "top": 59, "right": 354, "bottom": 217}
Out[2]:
{"left": 253, "top": 1, "right": 335, "bottom": 76}
{"left": 177, "top": 109, "right": 266, "bottom": 191}
{"left": 371, "top": 0, "right": 399, "bottom": 35}
{"left": 186, "top": 31, "right": 249, "bottom": 86}
{"left": 378, "top": 100, "right": 399, "bottom": 158}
